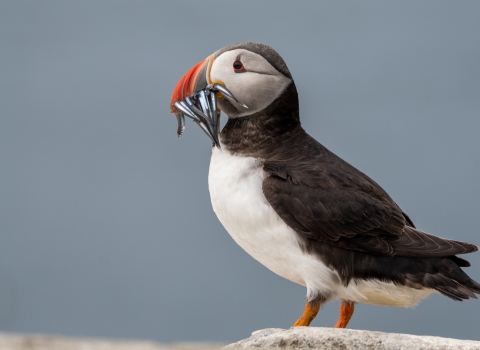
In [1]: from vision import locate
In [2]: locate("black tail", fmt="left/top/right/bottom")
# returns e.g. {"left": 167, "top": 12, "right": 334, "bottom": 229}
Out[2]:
{"left": 348, "top": 250, "right": 480, "bottom": 301}
{"left": 434, "top": 279, "right": 480, "bottom": 301}
{"left": 424, "top": 257, "right": 480, "bottom": 301}
{"left": 448, "top": 255, "right": 471, "bottom": 267}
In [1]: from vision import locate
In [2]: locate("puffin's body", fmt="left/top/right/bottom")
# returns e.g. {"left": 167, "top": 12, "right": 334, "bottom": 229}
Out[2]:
{"left": 171, "top": 42, "right": 480, "bottom": 327}
{"left": 209, "top": 142, "right": 433, "bottom": 308}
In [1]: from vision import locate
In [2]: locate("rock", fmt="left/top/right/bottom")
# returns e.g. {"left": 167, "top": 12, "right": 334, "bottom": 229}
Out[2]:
{"left": 224, "top": 327, "right": 480, "bottom": 350}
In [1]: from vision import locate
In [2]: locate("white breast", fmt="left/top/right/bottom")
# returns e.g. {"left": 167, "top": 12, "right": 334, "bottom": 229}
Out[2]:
{"left": 208, "top": 147, "right": 343, "bottom": 300}
{"left": 207, "top": 147, "right": 434, "bottom": 307}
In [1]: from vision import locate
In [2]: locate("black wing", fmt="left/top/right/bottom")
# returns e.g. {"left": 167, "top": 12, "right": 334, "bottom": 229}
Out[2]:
{"left": 263, "top": 157, "right": 478, "bottom": 258}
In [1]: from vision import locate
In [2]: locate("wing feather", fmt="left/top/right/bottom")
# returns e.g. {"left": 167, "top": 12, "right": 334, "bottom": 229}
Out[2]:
{"left": 263, "top": 164, "right": 478, "bottom": 258}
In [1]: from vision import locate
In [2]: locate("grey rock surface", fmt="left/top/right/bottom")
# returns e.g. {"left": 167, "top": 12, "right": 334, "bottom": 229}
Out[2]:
{"left": 0, "top": 333, "right": 223, "bottom": 350}
{"left": 224, "top": 327, "right": 480, "bottom": 350}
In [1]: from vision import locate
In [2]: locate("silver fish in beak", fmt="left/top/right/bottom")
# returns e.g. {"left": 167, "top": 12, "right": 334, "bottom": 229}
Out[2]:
{"left": 170, "top": 56, "right": 247, "bottom": 148}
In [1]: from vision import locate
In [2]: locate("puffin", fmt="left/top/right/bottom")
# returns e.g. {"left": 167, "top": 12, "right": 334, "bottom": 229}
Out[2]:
{"left": 169, "top": 42, "right": 480, "bottom": 328}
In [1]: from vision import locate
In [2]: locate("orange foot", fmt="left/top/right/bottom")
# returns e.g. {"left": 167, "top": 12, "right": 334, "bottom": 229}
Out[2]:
{"left": 334, "top": 301, "right": 355, "bottom": 328}
{"left": 293, "top": 303, "right": 320, "bottom": 327}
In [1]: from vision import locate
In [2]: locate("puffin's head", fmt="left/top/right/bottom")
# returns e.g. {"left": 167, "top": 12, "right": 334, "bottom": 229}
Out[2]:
{"left": 170, "top": 42, "right": 296, "bottom": 146}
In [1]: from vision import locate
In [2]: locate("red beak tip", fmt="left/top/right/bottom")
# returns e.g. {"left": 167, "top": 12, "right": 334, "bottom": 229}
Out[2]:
{"left": 170, "top": 55, "right": 214, "bottom": 112}
{"left": 170, "top": 59, "right": 208, "bottom": 109}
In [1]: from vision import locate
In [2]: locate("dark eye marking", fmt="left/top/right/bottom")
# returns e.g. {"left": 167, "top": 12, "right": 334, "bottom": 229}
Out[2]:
{"left": 233, "top": 60, "right": 246, "bottom": 73}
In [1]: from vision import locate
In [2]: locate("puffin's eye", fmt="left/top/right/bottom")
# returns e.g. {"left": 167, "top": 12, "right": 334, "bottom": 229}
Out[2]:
{"left": 233, "top": 60, "right": 246, "bottom": 72}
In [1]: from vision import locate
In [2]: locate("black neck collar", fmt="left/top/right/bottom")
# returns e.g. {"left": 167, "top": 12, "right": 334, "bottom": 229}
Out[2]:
{"left": 220, "top": 82, "right": 301, "bottom": 157}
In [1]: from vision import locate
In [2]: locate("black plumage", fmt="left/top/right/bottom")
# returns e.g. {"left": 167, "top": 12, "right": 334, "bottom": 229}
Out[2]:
{"left": 220, "top": 74, "right": 480, "bottom": 301}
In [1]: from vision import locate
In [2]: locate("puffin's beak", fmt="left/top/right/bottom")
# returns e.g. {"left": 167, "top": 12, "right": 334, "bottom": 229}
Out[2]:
{"left": 170, "top": 55, "right": 214, "bottom": 114}
{"left": 169, "top": 55, "right": 247, "bottom": 148}
{"left": 170, "top": 55, "right": 222, "bottom": 147}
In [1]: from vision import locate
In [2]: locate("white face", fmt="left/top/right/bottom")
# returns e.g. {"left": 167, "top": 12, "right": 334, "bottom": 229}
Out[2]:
{"left": 210, "top": 49, "right": 292, "bottom": 118}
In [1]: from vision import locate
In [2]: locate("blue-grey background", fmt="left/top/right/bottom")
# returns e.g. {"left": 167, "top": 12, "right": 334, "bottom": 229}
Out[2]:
{"left": 1, "top": 0, "right": 479, "bottom": 343}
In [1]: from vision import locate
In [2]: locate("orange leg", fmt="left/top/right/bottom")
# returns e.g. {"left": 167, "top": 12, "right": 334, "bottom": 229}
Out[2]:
{"left": 334, "top": 301, "right": 355, "bottom": 328}
{"left": 293, "top": 302, "right": 320, "bottom": 327}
